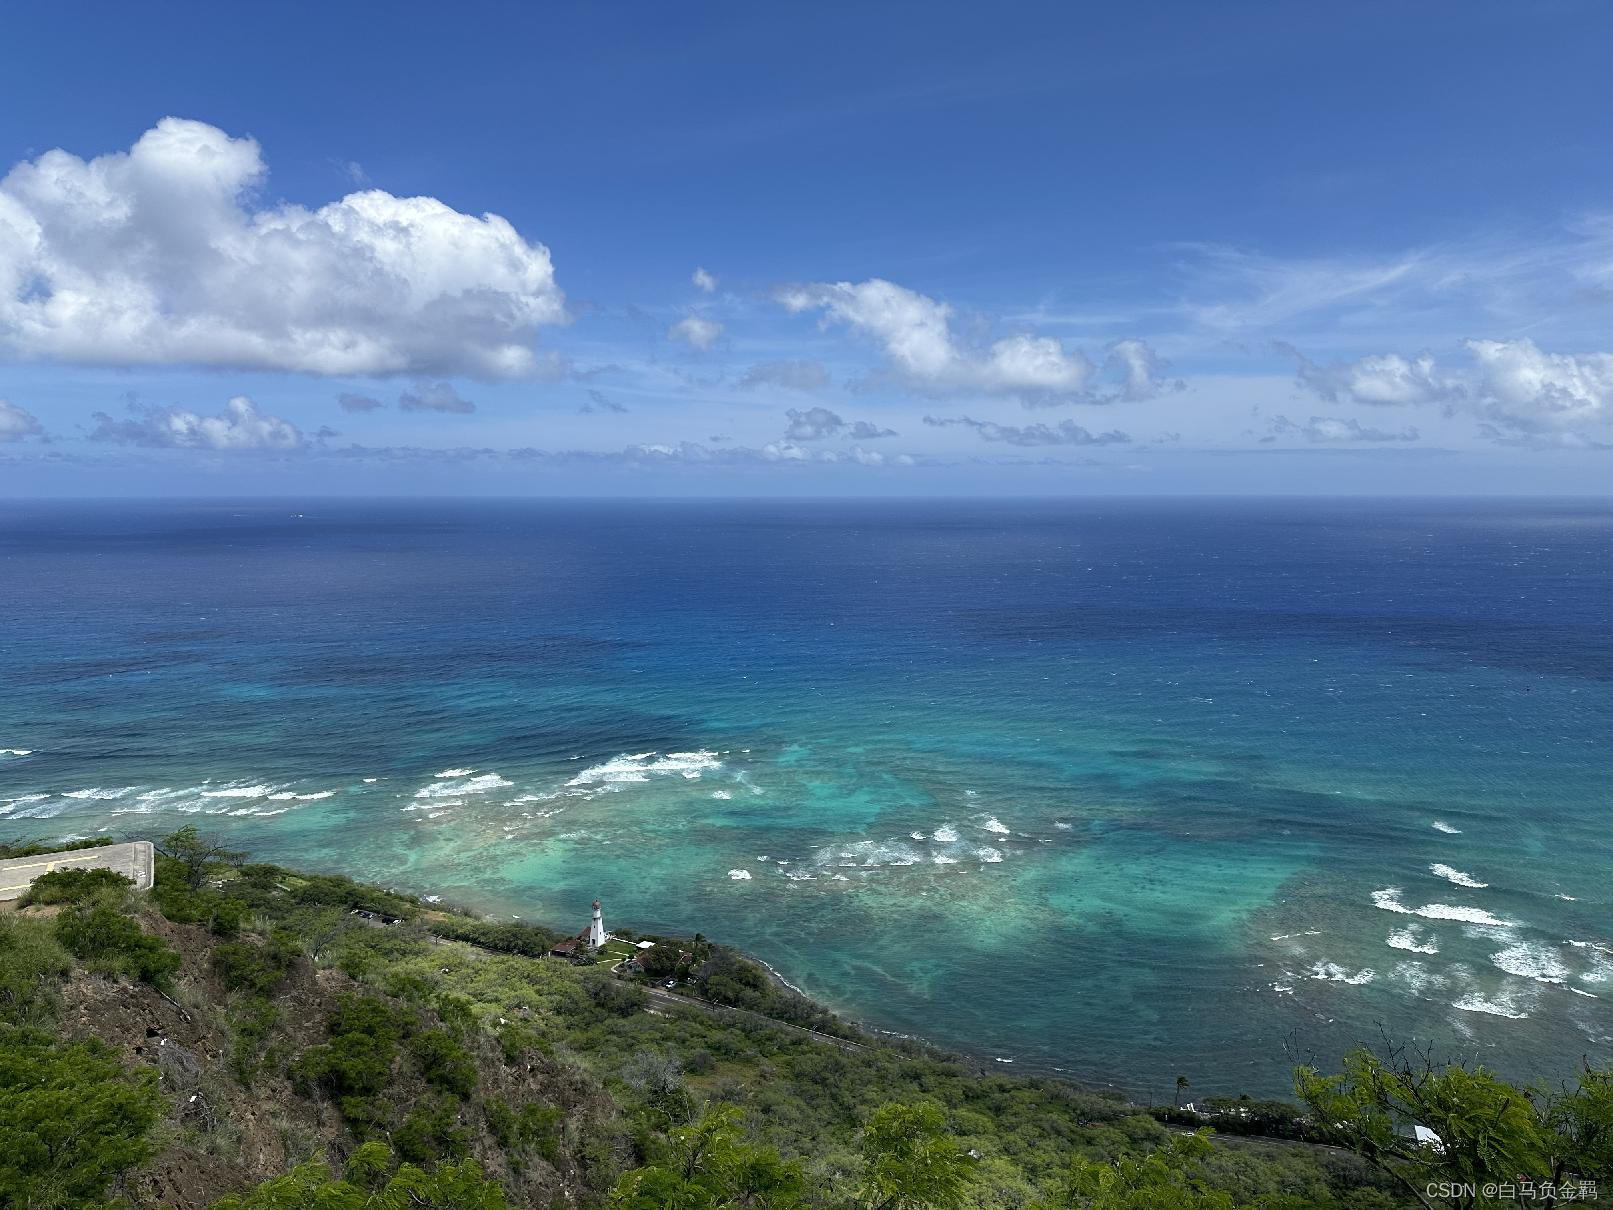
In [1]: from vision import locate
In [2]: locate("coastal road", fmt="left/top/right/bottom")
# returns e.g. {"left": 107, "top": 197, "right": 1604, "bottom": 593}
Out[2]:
{"left": 0, "top": 840, "right": 155, "bottom": 901}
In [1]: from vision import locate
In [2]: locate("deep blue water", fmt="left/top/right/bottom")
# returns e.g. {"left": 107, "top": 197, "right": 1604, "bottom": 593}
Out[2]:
{"left": 1, "top": 498, "right": 1609, "bottom": 1099}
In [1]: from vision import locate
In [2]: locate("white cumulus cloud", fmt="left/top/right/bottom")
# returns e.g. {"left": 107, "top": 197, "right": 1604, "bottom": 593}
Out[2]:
{"left": 778, "top": 278, "right": 1168, "bottom": 404}
{"left": 1290, "top": 337, "right": 1613, "bottom": 439}
{"left": 1288, "top": 347, "right": 1454, "bottom": 407}
{"left": 692, "top": 266, "right": 718, "bottom": 293}
{"left": 1463, "top": 338, "right": 1613, "bottom": 433}
{"left": 88, "top": 395, "right": 304, "bottom": 450}
{"left": 0, "top": 118, "right": 567, "bottom": 378}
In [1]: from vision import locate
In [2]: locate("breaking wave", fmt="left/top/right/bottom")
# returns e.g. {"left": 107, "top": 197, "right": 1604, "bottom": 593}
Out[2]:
{"left": 1371, "top": 887, "right": 1515, "bottom": 928}
{"left": 1387, "top": 926, "right": 1439, "bottom": 954}
{"left": 1430, "top": 863, "right": 1488, "bottom": 889}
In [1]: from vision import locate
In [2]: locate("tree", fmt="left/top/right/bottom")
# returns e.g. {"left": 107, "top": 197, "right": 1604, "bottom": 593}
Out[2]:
{"left": 0, "top": 1027, "right": 166, "bottom": 1210}
{"left": 857, "top": 1101, "right": 975, "bottom": 1210}
{"left": 639, "top": 942, "right": 683, "bottom": 978}
{"left": 1175, "top": 1076, "right": 1190, "bottom": 1110}
{"left": 609, "top": 1106, "right": 806, "bottom": 1209}
{"left": 1295, "top": 1045, "right": 1612, "bottom": 1209}
{"left": 157, "top": 824, "right": 246, "bottom": 890}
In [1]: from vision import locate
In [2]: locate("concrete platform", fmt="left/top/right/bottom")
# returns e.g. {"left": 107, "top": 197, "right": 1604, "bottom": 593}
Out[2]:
{"left": 0, "top": 840, "right": 154, "bottom": 901}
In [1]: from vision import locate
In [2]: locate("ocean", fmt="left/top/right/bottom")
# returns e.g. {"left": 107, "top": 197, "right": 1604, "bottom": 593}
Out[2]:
{"left": 1, "top": 497, "right": 1608, "bottom": 1100}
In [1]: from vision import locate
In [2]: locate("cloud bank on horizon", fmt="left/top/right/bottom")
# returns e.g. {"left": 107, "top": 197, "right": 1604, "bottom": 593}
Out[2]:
{"left": 3, "top": 59, "right": 1613, "bottom": 493}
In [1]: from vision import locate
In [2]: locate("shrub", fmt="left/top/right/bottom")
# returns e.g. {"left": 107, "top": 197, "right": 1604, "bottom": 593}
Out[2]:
{"left": 410, "top": 1029, "right": 478, "bottom": 1098}
{"left": 0, "top": 917, "right": 71, "bottom": 1027}
{"left": 392, "top": 1096, "right": 471, "bottom": 1164}
{"left": 213, "top": 938, "right": 295, "bottom": 995}
{"left": 228, "top": 996, "right": 281, "bottom": 1084}
{"left": 486, "top": 1097, "right": 562, "bottom": 1165}
{"left": 18, "top": 867, "right": 131, "bottom": 907}
{"left": 54, "top": 900, "right": 181, "bottom": 989}
{"left": 293, "top": 993, "right": 416, "bottom": 1127}
{"left": 587, "top": 977, "right": 646, "bottom": 1018}
{"left": 151, "top": 868, "right": 250, "bottom": 936}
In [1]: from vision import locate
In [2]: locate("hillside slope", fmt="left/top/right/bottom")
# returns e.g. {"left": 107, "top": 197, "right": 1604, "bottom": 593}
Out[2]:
{"left": 0, "top": 836, "right": 1423, "bottom": 1209}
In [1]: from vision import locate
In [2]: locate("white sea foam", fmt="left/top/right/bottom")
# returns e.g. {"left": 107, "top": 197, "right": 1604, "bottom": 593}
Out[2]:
{"left": 980, "top": 817, "right": 1010, "bottom": 834}
{"left": 1430, "top": 863, "right": 1488, "bottom": 889}
{"left": 268, "top": 789, "right": 336, "bottom": 802}
{"left": 1452, "top": 992, "right": 1529, "bottom": 1019}
{"left": 932, "top": 824, "right": 960, "bottom": 844}
{"left": 0, "top": 748, "right": 32, "bottom": 756}
{"left": 710, "top": 790, "right": 732, "bottom": 800}
{"left": 1269, "top": 930, "right": 1322, "bottom": 942}
{"left": 63, "top": 786, "right": 140, "bottom": 800}
{"left": 3, "top": 796, "right": 65, "bottom": 819}
{"left": 200, "top": 784, "right": 276, "bottom": 799}
{"left": 1371, "top": 887, "right": 1515, "bottom": 928}
{"left": 1053, "top": 820, "right": 1073, "bottom": 830}
{"left": 363, "top": 777, "right": 378, "bottom": 783}
{"left": 1391, "top": 960, "right": 1446, "bottom": 996}
{"left": 909, "top": 831, "right": 926, "bottom": 840}
{"left": 414, "top": 773, "right": 511, "bottom": 799}
{"left": 567, "top": 750, "right": 722, "bottom": 788}
{"left": 976, "top": 847, "right": 1004, "bottom": 863}
{"left": 1567, "top": 943, "right": 1613, "bottom": 985}
{"left": 931, "top": 854, "right": 959, "bottom": 865}
{"left": 1387, "top": 927, "right": 1439, "bottom": 955}
{"left": 728, "top": 869, "right": 752, "bottom": 880}
{"left": 1556, "top": 893, "right": 1578, "bottom": 901}
{"left": 1491, "top": 942, "right": 1570, "bottom": 984}
{"left": 1431, "top": 821, "right": 1462, "bottom": 834}
{"left": 435, "top": 768, "right": 475, "bottom": 778}
{"left": 1307, "top": 961, "right": 1375, "bottom": 985}
{"left": 818, "top": 839, "right": 923, "bottom": 868}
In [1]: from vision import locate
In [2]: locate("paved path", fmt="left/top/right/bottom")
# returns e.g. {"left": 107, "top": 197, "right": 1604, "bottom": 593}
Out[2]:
{"left": 0, "top": 841, "right": 154, "bottom": 901}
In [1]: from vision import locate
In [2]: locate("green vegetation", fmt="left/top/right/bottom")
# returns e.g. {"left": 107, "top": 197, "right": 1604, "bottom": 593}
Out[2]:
{"left": 0, "top": 1029, "right": 165, "bottom": 1210}
{"left": 209, "top": 1142, "right": 507, "bottom": 1209}
{"left": 1295, "top": 1046, "right": 1613, "bottom": 1208}
{"left": 0, "top": 826, "right": 1607, "bottom": 1210}
{"left": 18, "top": 866, "right": 132, "bottom": 907}
{"left": 55, "top": 895, "right": 182, "bottom": 989}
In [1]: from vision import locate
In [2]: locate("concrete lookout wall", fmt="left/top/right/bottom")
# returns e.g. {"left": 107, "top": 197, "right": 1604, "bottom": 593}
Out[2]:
{"left": 0, "top": 840, "right": 155, "bottom": 902}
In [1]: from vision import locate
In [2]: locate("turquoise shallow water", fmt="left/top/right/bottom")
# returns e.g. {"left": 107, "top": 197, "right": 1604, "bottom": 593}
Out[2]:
{"left": 1, "top": 498, "right": 1609, "bottom": 1099}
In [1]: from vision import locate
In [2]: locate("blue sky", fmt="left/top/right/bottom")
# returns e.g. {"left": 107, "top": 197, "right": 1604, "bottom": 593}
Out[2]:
{"left": 3, "top": 0, "right": 1613, "bottom": 495}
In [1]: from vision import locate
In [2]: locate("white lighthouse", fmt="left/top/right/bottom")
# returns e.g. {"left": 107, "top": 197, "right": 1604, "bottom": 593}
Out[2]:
{"left": 588, "top": 899, "right": 606, "bottom": 949}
